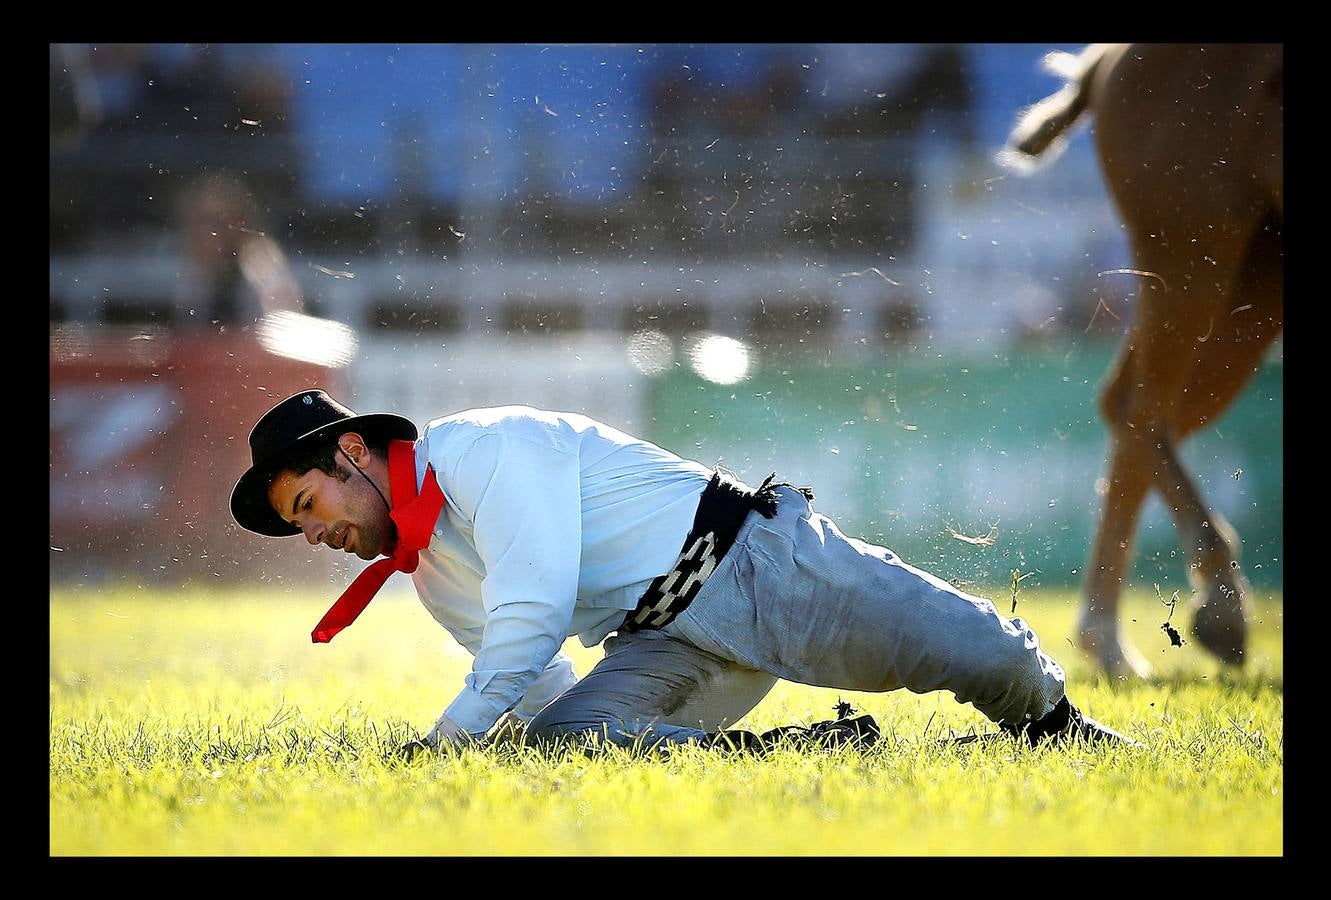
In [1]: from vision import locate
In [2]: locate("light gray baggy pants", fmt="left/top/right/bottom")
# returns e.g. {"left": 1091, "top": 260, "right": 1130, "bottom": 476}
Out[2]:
{"left": 527, "top": 486, "right": 1067, "bottom": 747}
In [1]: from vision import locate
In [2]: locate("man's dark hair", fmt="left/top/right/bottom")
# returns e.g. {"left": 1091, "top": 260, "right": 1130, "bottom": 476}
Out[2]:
{"left": 284, "top": 430, "right": 392, "bottom": 482}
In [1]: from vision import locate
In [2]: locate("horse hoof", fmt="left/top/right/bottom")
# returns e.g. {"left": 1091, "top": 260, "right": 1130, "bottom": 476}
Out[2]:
{"left": 1188, "top": 565, "right": 1250, "bottom": 665}
{"left": 1191, "top": 594, "right": 1248, "bottom": 666}
{"left": 1077, "top": 621, "right": 1153, "bottom": 679}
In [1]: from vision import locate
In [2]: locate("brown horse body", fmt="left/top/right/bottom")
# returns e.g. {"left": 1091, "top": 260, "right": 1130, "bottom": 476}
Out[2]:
{"left": 1007, "top": 44, "right": 1283, "bottom": 676}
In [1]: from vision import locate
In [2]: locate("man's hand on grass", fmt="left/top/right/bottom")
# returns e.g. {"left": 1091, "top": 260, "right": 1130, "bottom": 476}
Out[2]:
{"left": 486, "top": 711, "right": 528, "bottom": 747}
{"left": 398, "top": 712, "right": 478, "bottom": 759}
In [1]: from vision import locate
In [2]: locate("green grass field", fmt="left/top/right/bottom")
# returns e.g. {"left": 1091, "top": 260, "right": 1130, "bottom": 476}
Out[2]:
{"left": 50, "top": 584, "right": 1282, "bottom": 856}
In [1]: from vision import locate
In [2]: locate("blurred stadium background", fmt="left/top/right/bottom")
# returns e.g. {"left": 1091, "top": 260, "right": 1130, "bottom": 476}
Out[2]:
{"left": 49, "top": 43, "right": 1282, "bottom": 594}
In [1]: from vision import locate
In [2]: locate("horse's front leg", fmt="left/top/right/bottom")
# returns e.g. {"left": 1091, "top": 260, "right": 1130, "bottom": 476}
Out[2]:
{"left": 1080, "top": 343, "right": 1157, "bottom": 678}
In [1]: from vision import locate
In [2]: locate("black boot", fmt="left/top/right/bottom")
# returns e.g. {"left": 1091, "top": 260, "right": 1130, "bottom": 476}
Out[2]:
{"left": 760, "top": 714, "right": 881, "bottom": 750}
{"left": 702, "top": 709, "right": 881, "bottom": 755}
{"left": 1001, "top": 696, "right": 1139, "bottom": 747}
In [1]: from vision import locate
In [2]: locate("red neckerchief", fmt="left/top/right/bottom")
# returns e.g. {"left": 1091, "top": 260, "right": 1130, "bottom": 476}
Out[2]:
{"left": 311, "top": 439, "right": 445, "bottom": 643}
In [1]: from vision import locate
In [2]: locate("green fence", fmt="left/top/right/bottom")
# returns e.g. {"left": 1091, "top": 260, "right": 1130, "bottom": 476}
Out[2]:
{"left": 646, "top": 342, "right": 1283, "bottom": 592}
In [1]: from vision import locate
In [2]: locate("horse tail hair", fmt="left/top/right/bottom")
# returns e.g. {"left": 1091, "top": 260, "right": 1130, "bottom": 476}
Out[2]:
{"left": 998, "top": 44, "right": 1113, "bottom": 172}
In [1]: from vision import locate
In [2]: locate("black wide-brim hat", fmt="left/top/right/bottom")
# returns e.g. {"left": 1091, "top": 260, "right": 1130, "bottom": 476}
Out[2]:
{"left": 230, "top": 389, "right": 418, "bottom": 537}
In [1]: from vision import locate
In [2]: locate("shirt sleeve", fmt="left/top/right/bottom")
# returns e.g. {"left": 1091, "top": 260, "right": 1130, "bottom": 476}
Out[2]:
{"left": 433, "top": 617, "right": 578, "bottom": 724}
{"left": 434, "top": 431, "right": 583, "bottom": 735}
{"left": 512, "top": 651, "right": 579, "bottom": 721}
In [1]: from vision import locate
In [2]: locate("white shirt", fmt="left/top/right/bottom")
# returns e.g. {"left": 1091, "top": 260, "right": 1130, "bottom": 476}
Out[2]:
{"left": 407, "top": 406, "right": 713, "bottom": 735}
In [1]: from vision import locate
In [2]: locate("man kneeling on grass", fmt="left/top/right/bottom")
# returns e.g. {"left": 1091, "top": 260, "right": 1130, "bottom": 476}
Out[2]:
{"left": 230, "top": 391, "right": 1135, "bottom": 755}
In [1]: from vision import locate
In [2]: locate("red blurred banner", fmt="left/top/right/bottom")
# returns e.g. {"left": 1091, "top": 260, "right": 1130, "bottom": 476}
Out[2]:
{"left": 50, "top": 327, "right": 345, "bottom": 584}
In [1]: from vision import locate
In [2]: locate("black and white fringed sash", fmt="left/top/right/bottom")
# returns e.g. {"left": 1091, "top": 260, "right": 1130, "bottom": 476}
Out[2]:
{"left": 620, "top": 471, "right": 814, "bottom": 633}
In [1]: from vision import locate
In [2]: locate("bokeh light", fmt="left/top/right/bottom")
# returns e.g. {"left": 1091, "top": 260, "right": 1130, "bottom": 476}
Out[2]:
{"left": 687, "top": 333, "right": 753, "bottom": 385}
{"left": 256, "top": 311, "right": 359, "bottom": 368}
{"left": 626, "top": 329, "right": 674, "bottom": 375}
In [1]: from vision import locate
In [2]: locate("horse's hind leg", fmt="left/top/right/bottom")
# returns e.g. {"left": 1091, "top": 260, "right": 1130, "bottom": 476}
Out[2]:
{"left": 1157, "top": 222, "right": 1283, "bottom": 663}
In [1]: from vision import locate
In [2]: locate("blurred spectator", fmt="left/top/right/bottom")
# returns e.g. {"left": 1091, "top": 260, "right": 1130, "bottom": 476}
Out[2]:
{"left": 111, "top": 44, "right": 291, "bottom": 134}
{"left": 881, "top": 296, "right": 924, "bottom": 344}
{"left": 50, "top": 44, "right": 102, "bottom": 149}
{"left": 52, "top": 44, "right": 299, "bottom": 254}
{"left": 175, "top": 172, "right": 303, "bottom": 329}
{"left": 811, "top": 44, "right": 931, "bottom": 109}
{"left": 817, "top": 44, "right": 974, "bottom": 143}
